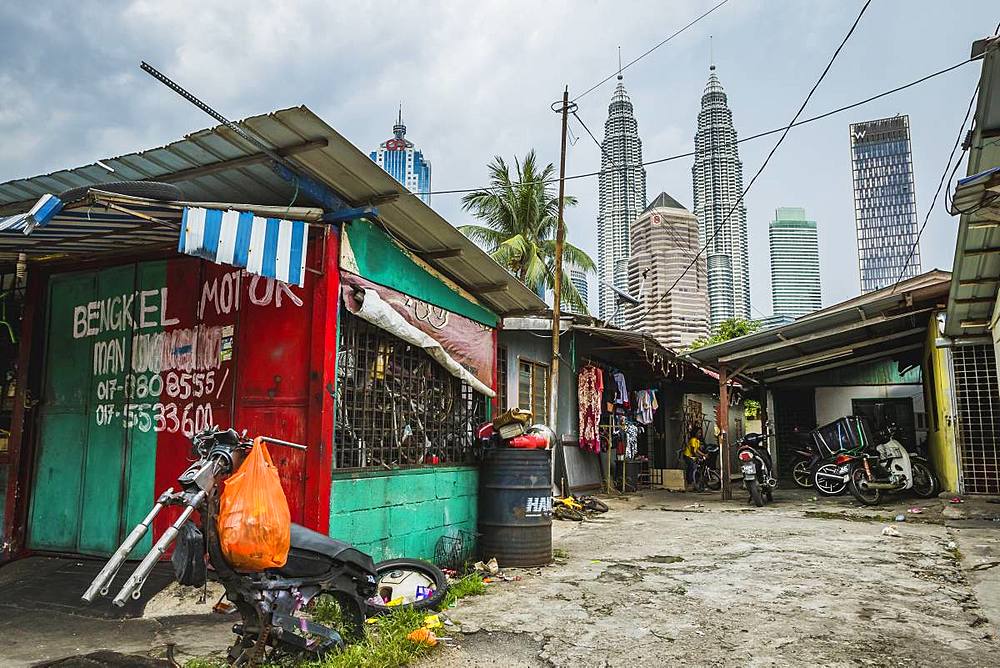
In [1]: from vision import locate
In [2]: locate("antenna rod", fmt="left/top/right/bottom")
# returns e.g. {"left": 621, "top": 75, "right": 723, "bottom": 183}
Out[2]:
{"left": 139, "top": 61, "right": 287, "bottom": 167}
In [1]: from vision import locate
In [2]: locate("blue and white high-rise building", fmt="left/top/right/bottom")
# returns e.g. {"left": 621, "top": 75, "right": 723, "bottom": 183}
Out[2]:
{"left": 370, "top": 106, "right": 432, "bottom": 205}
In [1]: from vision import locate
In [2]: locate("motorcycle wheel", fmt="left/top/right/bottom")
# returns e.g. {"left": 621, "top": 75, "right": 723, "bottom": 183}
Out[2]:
{"left": 792, "top": 459, "right": 813, "bottom": 489}
{"left": 367, "top": 558, "right": 449, "bottom": 615}
{"left": 847, "top": 465, "right": 881, "bottom": 506}
{"left": 693, "top": 467, "right": 707, "bottom": 492}
{"left": 747, "top": 479, "right": 765, "bottom": 507}
{"left": 706, "top": 468, "right": 722, "bottom": 491}
{"left": 554, "top": 506, "right": 585, "bottom": 521}
{"left": 910, "top": 461, "right": 938, "bottom": 499}
{"left": 581, "top": 497, "right": 609, "bottom": 513}
{"left": 812, "top": 462, "right": 847, "bottom": 496}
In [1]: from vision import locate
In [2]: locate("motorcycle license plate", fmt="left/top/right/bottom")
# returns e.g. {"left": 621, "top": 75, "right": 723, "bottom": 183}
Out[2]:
{"left": 741, "top": 462, "right": 756, "bottom": 476}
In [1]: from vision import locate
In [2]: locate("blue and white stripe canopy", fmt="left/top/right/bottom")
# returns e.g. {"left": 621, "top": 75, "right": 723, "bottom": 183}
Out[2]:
{"left": 178, "top": 207, "right": 309, "bottom": 287}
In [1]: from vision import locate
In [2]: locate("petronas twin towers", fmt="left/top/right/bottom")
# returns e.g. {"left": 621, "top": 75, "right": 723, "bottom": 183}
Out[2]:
{"left": 597, "top": 65, "right": 749, "bottom": 330}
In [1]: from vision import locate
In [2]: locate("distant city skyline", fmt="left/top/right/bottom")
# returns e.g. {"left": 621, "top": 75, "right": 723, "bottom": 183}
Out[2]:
{"left": 564, "top": 268, "right": 590, "bottom": 315}
{"left": 370, "top": 106, "right": 432, "bottom": 205}
{"left": 849, "top": 115, "right": 921, "bottom": 293}
{"left": 596, "top": 75, "right": 647, "bottom": 326}
{"left": 692, "top": 64, "right": 750, "bottom": 327}
{"left": 769, "top": 207, "right": 822, "bottom": 319}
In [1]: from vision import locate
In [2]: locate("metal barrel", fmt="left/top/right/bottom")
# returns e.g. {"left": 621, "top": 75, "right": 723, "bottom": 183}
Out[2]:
{"left": 478, "top": 448, "right": 552, "bottom": 568}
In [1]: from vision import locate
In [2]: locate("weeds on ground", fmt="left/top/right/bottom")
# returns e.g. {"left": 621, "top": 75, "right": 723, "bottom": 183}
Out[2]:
{"left": 552, "top": 548, "right": 569, "bottom": 559}
{"left": 442, "top": 573, "right": 487, "bottom": 609}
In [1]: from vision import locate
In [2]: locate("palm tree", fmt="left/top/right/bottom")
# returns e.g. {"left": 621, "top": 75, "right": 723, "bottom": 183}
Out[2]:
{"left": 458, "top": 151, "right": 596, "bottom": 312}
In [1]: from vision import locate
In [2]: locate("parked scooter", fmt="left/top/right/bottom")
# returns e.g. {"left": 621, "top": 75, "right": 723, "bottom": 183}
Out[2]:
{"left": 736, "top": 433, "right": 776, "bottom": 507}
{"left": 840, "top": 425, "right": 939, "bottom": 506}
{"left": 83, "top": 427, "right": 447, "bottom": 664}
{"left": 789, "top": 431, "right": 822, "bottom": 490}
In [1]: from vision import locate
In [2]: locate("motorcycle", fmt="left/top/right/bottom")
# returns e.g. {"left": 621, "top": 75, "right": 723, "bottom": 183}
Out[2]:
{"left": 789, "top": 432, "right": 823, "bottom": 490}
{"left": 82, "top": 427, "right": 447, "bottom": 664}
{"left": 736, "top": 433, "right": 776, "bottom": 507}
{"left": 692, "top": 443, "right": 722, "bottom": 492}
{"left": 840, "top": 425, "right": 939, "bottom": 506}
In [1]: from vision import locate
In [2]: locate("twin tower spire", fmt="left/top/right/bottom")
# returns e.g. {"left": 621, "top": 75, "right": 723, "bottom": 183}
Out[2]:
{"left": 596, "top": 51, "right": 749, "bottom": 330}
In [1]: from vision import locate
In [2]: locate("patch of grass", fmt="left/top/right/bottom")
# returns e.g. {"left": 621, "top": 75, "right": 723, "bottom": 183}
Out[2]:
{"left": 947, "top": 546, "right": 964, "bottom": 562}
{"left": 442, "top": 573, "right": 488, "bottom": 609}
{"left": 315, "top": 606, "right": 431, "bottom": 668}
{"left": 184, "top": 660, "right": 227, "bottom": 668}
{"left": 552, "top": 548, "right": 569, "bottom": 559}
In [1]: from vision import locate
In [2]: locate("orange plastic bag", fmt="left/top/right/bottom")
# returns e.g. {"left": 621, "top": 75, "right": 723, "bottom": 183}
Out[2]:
{"left": 217, "top": 437, "right": 291, "bottom": 570}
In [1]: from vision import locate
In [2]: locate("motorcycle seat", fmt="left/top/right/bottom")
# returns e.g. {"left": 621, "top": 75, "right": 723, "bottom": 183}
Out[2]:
{"left": 289, "top": 523, "right": 375, "bottom": 573}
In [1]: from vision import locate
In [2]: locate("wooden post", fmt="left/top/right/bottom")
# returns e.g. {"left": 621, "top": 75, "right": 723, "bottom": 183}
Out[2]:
{"left": 549, "top": 86, "right": 570, "bottom": 430}
{"left": 719, "top": 364, "right": 732, "bottom": 500}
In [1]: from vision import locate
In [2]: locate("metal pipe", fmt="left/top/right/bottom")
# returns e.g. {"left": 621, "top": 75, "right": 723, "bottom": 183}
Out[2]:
{"left": 112, "top": 490, "right": 205, "bottom": 607}
{"left": 82, "top": 488, "right": 173, "bottom": 603}
{"left": 261, "top": 436, "right": 308, "bottom": 450}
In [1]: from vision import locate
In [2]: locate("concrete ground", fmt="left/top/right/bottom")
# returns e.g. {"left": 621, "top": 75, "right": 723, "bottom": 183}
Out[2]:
{"left": 3, "top": 489, "right": 998, "bottom": 667}
{"left": 426, "top": 488, "right": 1000, "bottom": 668}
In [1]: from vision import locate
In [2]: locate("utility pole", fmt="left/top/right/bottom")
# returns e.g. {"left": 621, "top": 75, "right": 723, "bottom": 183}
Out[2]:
{"left": 549, "top": 87, "right": 573, "bottom": 430}
{"left": 718, "top": 364, "right": 732, "bottom": 500}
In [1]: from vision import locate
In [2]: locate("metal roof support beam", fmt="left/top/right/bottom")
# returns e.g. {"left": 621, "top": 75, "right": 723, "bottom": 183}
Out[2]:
{"left": 424, "top": 248, "right": 464, "bottom": 260}
{"left": 718, "top": 309, "right": 932, "bottom": 364}
{"left": 764, "top": 343, "right": 924, "bottom": 383}
{"left": 157, "top": 139, "right": 329, "bottom": 184}
{"left": 953, "top": 296, "right": 998, "bottom": 305}
{"left": 474, "top": 283, "right": 510, "bottom": 294}
{"left": 270, "top": 162, "right": 349, "bottom": 212}
{"left": 744, "top": 326, "right": 926, "bottom": 375}
{"left": 958, "top": 277, "right": 999, "bottom": 286}
{"left": 323, "top": 205, "right": 379, "bottom": 224}
{"left": 963, "top": 246, "right": 1000, "bottom": 256}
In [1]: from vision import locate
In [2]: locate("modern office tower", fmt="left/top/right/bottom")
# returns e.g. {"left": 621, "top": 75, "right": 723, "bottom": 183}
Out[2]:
{"left": 769, "top": 207, "right": 822, "bottom": 319}
{"left": 849, "top": 115, "right": 921, "bottom": 292}
{"left": 626, "top": 192, "right": 709, "bottom": 349}
{"left": 692, "top": 65, "right": 750, "bottom": 327}
{"left": 597, "top": 74, "right": 646, "bottom": 326}
{"left": 563, "top": 268, "right": 590, "bottom": 315}
{"left": 370, "top": 106, "right": 432, "bottom": 205}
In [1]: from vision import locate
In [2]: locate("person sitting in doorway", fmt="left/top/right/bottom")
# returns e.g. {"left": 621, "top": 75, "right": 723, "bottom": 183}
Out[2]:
{"left": 683, "top": 426, "right": 706, "bottom": 489}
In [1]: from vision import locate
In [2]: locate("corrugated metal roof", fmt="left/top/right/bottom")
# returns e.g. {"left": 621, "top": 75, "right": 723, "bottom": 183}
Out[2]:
{"left": 685, "top": 270, "right": 950, "bottom": 384}
{"left": 0, "top": 106, "right": 545, "bottom": 316}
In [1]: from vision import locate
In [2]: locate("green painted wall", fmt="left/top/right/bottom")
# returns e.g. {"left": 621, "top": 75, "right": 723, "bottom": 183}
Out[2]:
{"left": 343, "top": 219, "right": 498, "bottom": 327}
{"left": 328, "top": 466, "right": 477, "bottom": 562}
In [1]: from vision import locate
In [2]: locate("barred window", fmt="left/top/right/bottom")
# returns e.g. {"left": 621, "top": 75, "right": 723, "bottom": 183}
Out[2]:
{"left": 497, "top": 346, "right": 508, "bottom": 411}
{"left": 333, "top": 310, "right": 487, "bottom": 470}
{"left": 518, "top": 359, "right": 549, "bottom": 423}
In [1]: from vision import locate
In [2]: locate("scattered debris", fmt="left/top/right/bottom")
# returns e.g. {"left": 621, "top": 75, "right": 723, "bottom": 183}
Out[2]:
{"left": 950, "top": 497, "right": 965, "bottom": 504}
{"left": 407, "top": 627, "right": 439, "bottom": 647}
{"left": 473, "top": 558, "right": 499, "bottom": 576}
{"left": 882, "top": 525, "right": 901, "bottom": 537}
{"left": 683, "top": 503, "right": 705, "bottom": 509}
{"left": 908, "top": 507, "right": 924, "bottom": 514}
{"left": 895, "top": 514, "right": 906, "bottom": 522}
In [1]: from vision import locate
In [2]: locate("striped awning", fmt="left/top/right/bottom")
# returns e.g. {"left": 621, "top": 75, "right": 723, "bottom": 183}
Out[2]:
{"left": 178, "top": 207, "right": 308, "bottom": 287}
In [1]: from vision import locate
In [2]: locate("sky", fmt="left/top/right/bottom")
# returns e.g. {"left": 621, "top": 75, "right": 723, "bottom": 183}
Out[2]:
{"left": 1, "top": 0, "right": 997, "bottom": 315}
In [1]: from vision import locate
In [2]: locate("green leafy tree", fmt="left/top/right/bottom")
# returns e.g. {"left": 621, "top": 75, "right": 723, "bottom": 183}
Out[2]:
{"left": 689, "top": 318, "right": 763, "bottom": 420}
{"left": 688, "top": 318, "right": 761, "bottom": 350}
{"left": 458, "top": 151, "right": 596, "bottom": 311}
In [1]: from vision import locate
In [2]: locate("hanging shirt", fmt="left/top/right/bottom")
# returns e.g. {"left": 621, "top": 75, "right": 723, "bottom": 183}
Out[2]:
{"left": 612, "top": 371, "right": 629, "bottom": 407}
{"left": 577, "top": 366, "right": 604, "bottom": 453}
{"left": 635, "top": 389, "right": 658, "bottom": 425}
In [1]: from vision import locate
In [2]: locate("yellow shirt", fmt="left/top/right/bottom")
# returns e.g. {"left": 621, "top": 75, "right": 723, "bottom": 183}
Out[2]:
{"left": 683, "top": 437, "right": 703, "bottom": 458}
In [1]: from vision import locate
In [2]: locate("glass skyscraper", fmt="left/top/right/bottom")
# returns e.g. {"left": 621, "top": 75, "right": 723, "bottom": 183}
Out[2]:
{"left": 769, "top": 207, "right": 821, "bottom": 319}
{"left": 849, "top": 115, "right": 920, "bottom": 293}
{"left": 692, "top": 65, "right": 750, "bottom": 327}
{"left": 596, "top": 75, "right": 646, "bottom": 326}
{"left": 370, "top": 107, "right": 432, "bottom": 205}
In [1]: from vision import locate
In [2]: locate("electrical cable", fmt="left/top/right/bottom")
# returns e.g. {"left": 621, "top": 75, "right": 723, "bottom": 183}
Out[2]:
{"left": 572, "top": 0, "right": 733, "bottom": 103}
{"left": 633, "top": 0, "right": 872, "bottom": 326}
{"left": 411, "top": 54, "right": 981, "bottom": 198}
{"left": 890, "top": 78, "right": 980, "bottom": 292}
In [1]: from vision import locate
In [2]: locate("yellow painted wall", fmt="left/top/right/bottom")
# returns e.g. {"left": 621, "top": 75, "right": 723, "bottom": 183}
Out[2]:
{"left": 924, "top": 315, "right": 960, "bottom": 493}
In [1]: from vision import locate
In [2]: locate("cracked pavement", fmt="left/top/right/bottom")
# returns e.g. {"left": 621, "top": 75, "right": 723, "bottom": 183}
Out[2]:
{"left": 426, "top": 489, "right": 1000, "bottom": 668}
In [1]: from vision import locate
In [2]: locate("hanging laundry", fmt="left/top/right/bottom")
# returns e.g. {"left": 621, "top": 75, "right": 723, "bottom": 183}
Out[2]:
{"left": 635, "top": 389, "right": 659, "bottom": 425}
{"left": 612, "top": 370, "right": 629, "bottom": 407}
{"left": 622, "top": 416, "right": 642, "bottom": 460}
{"left": 577, "top": 365, "right": 604, "bottom": 453}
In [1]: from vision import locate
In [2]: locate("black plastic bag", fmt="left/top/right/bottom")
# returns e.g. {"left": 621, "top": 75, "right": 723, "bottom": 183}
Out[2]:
{"left": 172, "top": 522, "right": 207, "bottom": 587}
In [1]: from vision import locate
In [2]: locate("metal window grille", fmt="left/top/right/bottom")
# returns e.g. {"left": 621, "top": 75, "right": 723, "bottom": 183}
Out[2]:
{"left": 497, "top": 346, "right": 508, "bottom": 411}
{"left": 953, "top": 344, "right": 1000, "bottom": 495}
{"left": 333, "top": 310, "right": 487, "bottom": 470}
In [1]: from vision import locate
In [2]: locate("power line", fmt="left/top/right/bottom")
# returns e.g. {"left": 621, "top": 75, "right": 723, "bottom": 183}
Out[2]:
{"left": 892, "top": 79, "right": 980, "bottom": 291}
{"left": 633, "top": 0, "right": 873, "bottom": 327}
{"left": 411, "top": 55, "right": 981, "bottom": 198}
{"left": 572, "top": 0, "right": 733, "bottom": 103}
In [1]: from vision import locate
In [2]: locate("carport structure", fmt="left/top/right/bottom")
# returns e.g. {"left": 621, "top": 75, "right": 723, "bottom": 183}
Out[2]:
{"left": 685, "top": 271, "right": 951, "bottom": 498}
